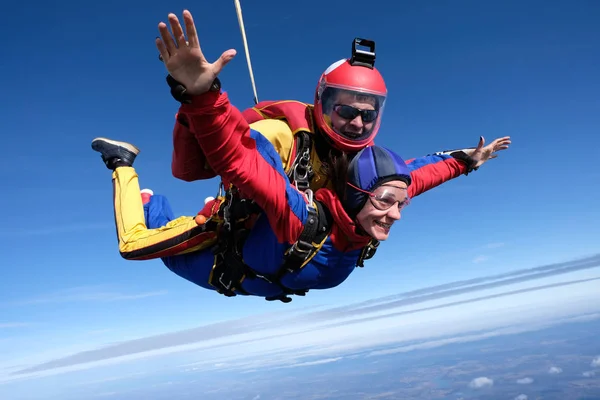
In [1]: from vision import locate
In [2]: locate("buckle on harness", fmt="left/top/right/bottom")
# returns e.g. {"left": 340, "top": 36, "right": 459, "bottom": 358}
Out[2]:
{"left": 357, "top": 240, "right": 379, "bottom": 268}
{"left": 293, "top": 148, "right": 313, "bottom": 192}
{"left": 210, "top": 238, "right": 249, "bottom": 297}
{"left": 208, "top": 184, "right": 257, "bottom": 297}
{"left": 282, "top": 192, "right": 321, "bottom": 275}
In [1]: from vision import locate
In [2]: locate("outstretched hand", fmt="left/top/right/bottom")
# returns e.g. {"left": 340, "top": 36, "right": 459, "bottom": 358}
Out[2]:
{"left": 467, "top": 136, "right": 511, "bottom": 168}
{"left": 155, "top": 10, "right": 237, "bottom": 95}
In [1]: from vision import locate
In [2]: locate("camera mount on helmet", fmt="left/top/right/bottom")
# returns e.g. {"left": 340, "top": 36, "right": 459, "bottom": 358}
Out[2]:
{"left": 349, "top": 38, "right": 376, "bottom": 69}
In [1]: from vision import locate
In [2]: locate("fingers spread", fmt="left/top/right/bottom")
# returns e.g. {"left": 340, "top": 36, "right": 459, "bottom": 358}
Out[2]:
{"left": 155, "top": 37, "right": 169, "bottom": 62}
{"left": 182, "top": 9, "right": 200, "bottom": 48}
{"left": 168, "top": 13, "right": 187, "bottom": 48}
{"left": 158, "top": 21, "right": 177, "bottom": 56}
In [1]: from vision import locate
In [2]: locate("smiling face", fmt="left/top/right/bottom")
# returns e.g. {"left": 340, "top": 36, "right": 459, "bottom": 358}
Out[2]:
{"left": 329, "top": 92, "right": 378, "bottom": 139}
{"left": 354, "top": 180, "right": 410, "bottom": 241}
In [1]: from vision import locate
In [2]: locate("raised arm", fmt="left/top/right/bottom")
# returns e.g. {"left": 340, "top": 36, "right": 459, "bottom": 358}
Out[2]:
{"left": 405, "top": 153, "right": 468, "bottom": 198}
{"left": 155, "top": 10, "right": 315, "bottom": 244}
{"left": 177, "top": 90, "right": 309, "bottom": 245}
{"left": 406, "top": 136, "right": 511, "bottom": 198}
{"left": 171, "top": 112, "right": 217, "bottom": 182}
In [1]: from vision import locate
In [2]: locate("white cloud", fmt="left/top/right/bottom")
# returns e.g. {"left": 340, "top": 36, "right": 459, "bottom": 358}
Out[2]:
{"left": 284, "top": 357, "right": 342, "bottom": 368}
{"left": 7, "top": 286, "right": 167, "bottom": 306}
{"left": 517, "top": 377, "right": 533, "bottom": 384}
{"left": 468, "top": 377, "right": 493, "bottom": 388}
{"left": 548, "top": 366, "right": 562, "bottom": 374}
{"left": 582, "top": 371, "right": 595, "bottom": 377}
{"left": 515, "top": 395, "right": 528, "bottom": 400}
{"left": 369, "top": 326, "right": 545, "bottom": 357}
{"left": 71, "top": 371, "right": 148, "bottom": 387}
{"left": 472, "top": 255, "right": 489, "bottom": 264}
{"left": 0, "top": 223, "right": 114, "bottom": 237}
{"left": 591, "top": 356, "right": 600, "bottom": 367}
{"left": 86, "top": 329, "right": 112, "bottom": 336}
{"left": 0, "top": 323, "right": 31, "bottom": 329}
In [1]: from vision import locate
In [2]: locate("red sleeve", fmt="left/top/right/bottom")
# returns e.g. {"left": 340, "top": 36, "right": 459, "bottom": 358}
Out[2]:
{"left": 177, "top": 91, "right": 309, "bottom": 244}
{"left": 406, "top": 154, "right": 468, "bottom": 198}
{"left": 171, "top": 113, "right": 217, "bottom": 182}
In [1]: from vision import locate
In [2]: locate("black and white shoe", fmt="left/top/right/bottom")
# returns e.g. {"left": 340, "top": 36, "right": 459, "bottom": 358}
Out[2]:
{"left": 91, "top": 137, "right": 140, "bottom": 170}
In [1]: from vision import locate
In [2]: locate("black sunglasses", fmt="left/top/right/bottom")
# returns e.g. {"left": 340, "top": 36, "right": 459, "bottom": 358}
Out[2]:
{"left": 333, "top": 104, "right": 378, "bottom": 123}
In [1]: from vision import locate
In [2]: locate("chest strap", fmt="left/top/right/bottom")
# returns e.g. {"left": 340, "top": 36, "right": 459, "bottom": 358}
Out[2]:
{"left": 287, "top": 131, "right": 314, "bottom": 192}
{"left": 280, "top": 198, "right": 331, "bottom": 275}
{"left": 208, "top": 186, "right": 332, "bottom": 303}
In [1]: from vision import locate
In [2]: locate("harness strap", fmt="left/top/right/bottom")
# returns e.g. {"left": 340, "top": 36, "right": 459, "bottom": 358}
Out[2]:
{"left": 208, "top": 130, "right": 332, "bottom": 303}
{"left": 288, "top": 131, "right": 314, "bottom": 192}
{"left": 208, "top": 186, "right": 257, "bottom": 297}
{"left": 208, "top": 189, "right": 332, "bottom": 303}
{"left": 279, "top": 200, "right": 331, "bottom": 275}
{"left": 356, "top": 239, "right": 380, "bottom": 268}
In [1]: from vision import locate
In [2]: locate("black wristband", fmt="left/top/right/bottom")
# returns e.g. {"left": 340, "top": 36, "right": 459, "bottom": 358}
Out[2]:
{"left": 166, "top": 75, "right": 191, "bottom": 104}
{"left": 449, "top": 150, "right": 479, "bottom": 175}
{"left": 165, "top": 75, "right": 221, "bottom": 104}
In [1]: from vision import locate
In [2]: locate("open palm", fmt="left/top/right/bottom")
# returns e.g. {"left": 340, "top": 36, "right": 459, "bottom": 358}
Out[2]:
{"left": 469, "top": 136, "right": 512, "bottom": 168}
{"left": 155, "top": 10, "right": 236, "bottom": 95}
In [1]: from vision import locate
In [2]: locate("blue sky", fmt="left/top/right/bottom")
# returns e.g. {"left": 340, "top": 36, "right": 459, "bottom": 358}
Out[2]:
{"left": 1, "top": 0, "right": 599, "bottom": 397}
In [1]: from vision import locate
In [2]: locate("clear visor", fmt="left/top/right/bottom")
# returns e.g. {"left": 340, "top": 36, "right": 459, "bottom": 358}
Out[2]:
{"left": 319, "top": 86, "right": 386, "bottom": 142}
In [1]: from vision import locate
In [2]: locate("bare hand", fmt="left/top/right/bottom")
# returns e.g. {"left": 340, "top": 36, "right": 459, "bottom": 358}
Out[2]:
{"left": 155, "top": 10, "right": 237, "bottom": 95}
{"left": 467, "top": 136, "right": 511, "bottom": 168}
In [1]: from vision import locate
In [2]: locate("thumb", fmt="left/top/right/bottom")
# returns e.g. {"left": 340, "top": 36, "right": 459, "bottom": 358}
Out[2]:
{"left": 213, "top": 49, "right": 237, "bottom": 75}
{"left": 476, "top": 135, "right": 485, "bottom": 151}
{"left": 477, "top": 136, "right": 485, "bottom": 149}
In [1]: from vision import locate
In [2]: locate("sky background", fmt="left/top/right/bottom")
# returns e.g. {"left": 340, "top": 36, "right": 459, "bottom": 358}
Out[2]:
{"left": 1, "top": 0, "right": 599, "bottom": 398}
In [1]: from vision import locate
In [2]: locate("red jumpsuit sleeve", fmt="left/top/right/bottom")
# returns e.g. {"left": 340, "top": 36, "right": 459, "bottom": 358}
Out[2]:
{"left": 177, "top": 91, "right": 308, "bottom": 244}
{"left": 171, "top": 113, "right": 218, "bottom": 182}
{"left": 406, "top": 154, "right": 468, "bottom": 198}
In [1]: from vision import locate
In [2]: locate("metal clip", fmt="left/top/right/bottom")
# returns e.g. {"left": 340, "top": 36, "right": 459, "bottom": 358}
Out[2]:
{"left": 304, "top": 189, "right": 314, "bottom": 210}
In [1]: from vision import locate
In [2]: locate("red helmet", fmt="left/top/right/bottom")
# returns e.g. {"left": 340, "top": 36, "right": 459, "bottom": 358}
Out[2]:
{"left": 313, "top": 39, "right": 387, "bottom": 153}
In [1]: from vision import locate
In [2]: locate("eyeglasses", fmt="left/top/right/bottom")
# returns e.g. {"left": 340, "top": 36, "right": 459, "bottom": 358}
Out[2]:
{"left": 347, "top": 183, "right": 410, "bottom": 211}
{"left": 333, "top": 104, "right": 379, "bottom": 123}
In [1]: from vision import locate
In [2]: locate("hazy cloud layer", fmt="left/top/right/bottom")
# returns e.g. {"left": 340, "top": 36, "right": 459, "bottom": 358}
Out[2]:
{"left": 0, "top": 223, "right": 114, "bottom": 237}
{"left": 4, "top": 286, "right": 167, "bottom": 307}
{"left": 0, "top": 323, "right": 31, "bottom": 329}
{"left": 6, "top": 253, "right": 600, "bottom": 379}
{"left": 309, "top": 253, "right": 600, "bottom": 321}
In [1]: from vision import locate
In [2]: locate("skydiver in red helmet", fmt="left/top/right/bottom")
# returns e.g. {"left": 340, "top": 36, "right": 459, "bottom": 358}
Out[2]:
{"left": 167, "top": 37, "right": 403, "bottom": 195}
{"left": 108, "top": 10, "right": 508, "bottom": 266}
{"left": 90, "top": 12, "right": 512, "bottom": 303}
